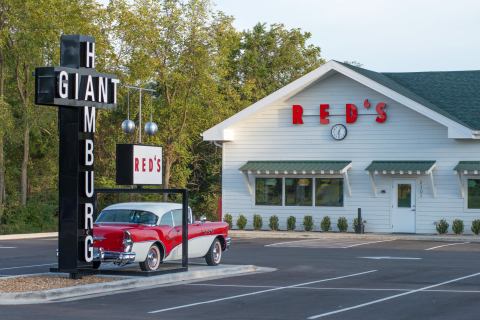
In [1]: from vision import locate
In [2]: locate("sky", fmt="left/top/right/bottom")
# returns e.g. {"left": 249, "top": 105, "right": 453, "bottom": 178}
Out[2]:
{"left": 213, "top": 0, "right": 480, "bottom": 72}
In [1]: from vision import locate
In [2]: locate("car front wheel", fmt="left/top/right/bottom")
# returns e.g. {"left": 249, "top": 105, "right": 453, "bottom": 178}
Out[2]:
{"left": 140, "top": 244, "right": 161, "bottom": 271}
{"left": 205, "top": 239, "right": 222, "bottom": 266}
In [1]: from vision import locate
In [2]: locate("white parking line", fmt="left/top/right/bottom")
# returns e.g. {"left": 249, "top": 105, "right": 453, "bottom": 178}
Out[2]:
{"left": 0, "top": 263, "right": 56, "bottom": 271}
{"left": 307, "top": 271, "right": 480, "bottom": 319}
{"left": 148, "top": 269, "right": 377, "bottom": 314}
{"left": 0, "top": 247, "right": 16, "bottom": 249}
{"left": 187, "top": 283, "right": 480, "bottom": 294}
{"left": 343, "top": 239, "right": 396, "bottom": 248}
{"left": 265, "top": 239, "right": 321, "bottom": 247}
{"left": 425, "top": 242, "right": 470, "bottom": 251}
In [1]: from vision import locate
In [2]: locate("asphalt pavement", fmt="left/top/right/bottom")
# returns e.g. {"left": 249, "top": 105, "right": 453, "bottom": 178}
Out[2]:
{"left": 1, "top": 236, "right": 480, "bottom": 319}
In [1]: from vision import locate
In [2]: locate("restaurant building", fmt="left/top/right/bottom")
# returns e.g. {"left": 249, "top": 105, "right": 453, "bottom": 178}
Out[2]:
{"left": 202, "top": 60, "right": 480, "bottom": 233}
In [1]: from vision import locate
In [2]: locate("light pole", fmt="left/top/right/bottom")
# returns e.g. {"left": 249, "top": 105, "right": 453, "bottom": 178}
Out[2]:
{"left": 121, "top": 85, "right": 157, "bottom": 143}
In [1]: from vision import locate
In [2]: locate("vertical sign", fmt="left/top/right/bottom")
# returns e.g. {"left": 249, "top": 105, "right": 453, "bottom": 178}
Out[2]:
{"left": 35, "top": 35, "right": 119, "bottom": 277}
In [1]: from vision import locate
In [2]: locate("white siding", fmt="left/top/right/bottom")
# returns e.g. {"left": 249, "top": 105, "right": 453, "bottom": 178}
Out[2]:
{"left": 221, "top": 72, "right": 480, "bottom": 233}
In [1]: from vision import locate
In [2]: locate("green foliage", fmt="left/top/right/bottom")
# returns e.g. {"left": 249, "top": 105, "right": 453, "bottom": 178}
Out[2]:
{"left": 320, "top": 216, "right": 331, "bottom": 232}
{"left": 253, "top": 214, "right": 263, "bottom": 230}
{"left": 303, "top": 215, "right": 314, "bottom": 231}
{"left": 0, "top": 200, "right": 57, "bottom": 234}
{"left": 435, "top": 219, "right": 449, "bottom": 234}
{"left": 337, "top": 217, "right": 348, "bottom": 232}
{"left": 269, "top": 215, "right": 279, "bottom": 231}
{"left": 452, "top": 219, "right": 464, "bottom": 235}
{"left": 236, "top": 215, "right": 247, "bottom": 230}
{"left": 287, "top": 216, "right": 296, "bottom": 231}
{"left": 0, "top": 0, "right": 324, "bottom": 233}
{"left": 471, "top": 220, "right": 480, "bottom": 235}
{"left": 223, "top": 213, "right": 232, "bottom": 229}
{"left": 353, "top": 218, "right": 366, "bottom": 232}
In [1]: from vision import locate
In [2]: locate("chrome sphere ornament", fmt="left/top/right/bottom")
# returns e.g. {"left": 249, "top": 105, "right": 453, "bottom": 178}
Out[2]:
{"left": 121, "top": 119, "right": 136, "bottom": 134}
{"left": 144, "top": 121, "right": 158, "bottom": 136}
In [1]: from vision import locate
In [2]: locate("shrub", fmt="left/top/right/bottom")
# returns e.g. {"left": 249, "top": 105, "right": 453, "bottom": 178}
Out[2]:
{"left": 287, "top": 216, "right": 296, "bottom": 231}
{"left": 303, "top": 215, "right": 314, "bottom": 231}
{"left": 452, "top": 219, "right": 464, "bottom": 235}
{"left": 236, "top": 215, "right": 247, "bottom": 230}
{"left": 253, "top": 214, "right": 263, "bottom": 230}
{"left": 269, "top": 215, "right": 279, "bottom": 231}
{"left": 435, "top": 219, "right": 449, "bottom": 234}
{"left": 320, "top": 216, "right": 331, "bottom": 232}
{"left": 353, "top": 218, "right": 367, "bottom": 232}
{"left": 472, "top": 219, "right": 480, "bottom": 235}
{"left": 223, "top": 214, "right": 233, "bottom": 229}
{"left": 337, "top": 217, "right": 348, "bottom": 232}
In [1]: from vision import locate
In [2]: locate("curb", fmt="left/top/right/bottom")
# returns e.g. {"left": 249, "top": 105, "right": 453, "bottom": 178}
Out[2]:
{"left": 0, "top": 264, "right": 274, "bottom": 305}
{"left": 0, "top": 232, "right": 58, "bottom": 241}
{"left": 230, "top": 230, "right": 480, "bottom": 243}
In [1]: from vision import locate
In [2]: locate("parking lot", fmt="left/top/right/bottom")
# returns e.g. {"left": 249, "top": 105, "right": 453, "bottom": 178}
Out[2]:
{"left": 1, "top": 235, "right": 480, "bottom": 319}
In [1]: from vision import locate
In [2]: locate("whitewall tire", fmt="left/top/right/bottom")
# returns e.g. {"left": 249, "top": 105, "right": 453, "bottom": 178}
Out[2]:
{"left": 205, "top": 239, "right": 222, "bottom": 266}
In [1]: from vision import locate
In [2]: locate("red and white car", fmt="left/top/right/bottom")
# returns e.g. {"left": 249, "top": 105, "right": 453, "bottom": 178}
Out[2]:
{"left": 92, "top": 202, "right": 230, "bottom": 271}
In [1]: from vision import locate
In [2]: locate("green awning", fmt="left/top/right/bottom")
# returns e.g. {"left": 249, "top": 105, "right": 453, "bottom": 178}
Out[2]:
{"left": 454, "top": 161, "right": 480, "bottom": 174}
{"left": 366, "top": 161, "right": 436, "bottom": 174}
{"left": 239, "top": 161, "right": 352, "bottom": 174}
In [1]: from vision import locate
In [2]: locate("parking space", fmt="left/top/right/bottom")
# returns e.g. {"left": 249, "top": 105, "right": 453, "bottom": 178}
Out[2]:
{"left": 1, "top": 236, "right": 480, "bottom": 319}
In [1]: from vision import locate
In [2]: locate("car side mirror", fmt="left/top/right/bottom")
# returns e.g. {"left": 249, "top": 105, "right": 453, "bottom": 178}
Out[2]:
{"left": 200, "top": 216, "right": 207, "bottom": 223}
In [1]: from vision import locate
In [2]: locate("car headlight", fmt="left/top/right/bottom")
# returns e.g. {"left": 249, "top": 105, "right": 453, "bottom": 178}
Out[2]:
{"left": 123, "top": 230, "right": 133, "bottom": 252}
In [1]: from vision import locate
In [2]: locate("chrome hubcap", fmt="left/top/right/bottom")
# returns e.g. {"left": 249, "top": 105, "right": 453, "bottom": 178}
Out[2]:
{"left": 213, "top": 242, "right": 222, "bottom": 263}
{"left": 147, "top": 247, "right": 159, "bottom": 269}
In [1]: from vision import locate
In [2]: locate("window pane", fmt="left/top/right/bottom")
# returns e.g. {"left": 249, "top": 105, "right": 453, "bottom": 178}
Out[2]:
{"left": 397, "top": 184, "right": 412, "bottom": 208}
{"left": 96, "top": 209, "right": 158, "bottom": 225}
{"left": 172, "top": 209, "right": 183, "bottom": 226}
{"left": 285, "top": 178, "right": 312, "bottom": 206}
{"left": 315, "top": 179, "right": 343, "bottom": 207}
{"left": 468, "top": 179, "right": 480, "bottom": 209}
{"left": 159, "top": 212, "right": 174, "bottom": 226}
{"left": 255, "top": 178, "right": 282, "bottom": 206}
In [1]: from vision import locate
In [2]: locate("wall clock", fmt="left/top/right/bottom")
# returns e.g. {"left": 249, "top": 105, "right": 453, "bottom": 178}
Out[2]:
{"left": 331, "top": 124, "right": 347, "bottom": 140}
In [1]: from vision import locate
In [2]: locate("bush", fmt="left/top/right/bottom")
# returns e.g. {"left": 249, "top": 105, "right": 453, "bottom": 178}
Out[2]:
{"left": 452, "top": 219, "right": 464, "bottom": 235}
{"left": 253, "top": 214, "right": 263, "bottom": 230}
{"left": 223, "top": 214, "right": 233, "bottom": 229}
{"left": 287, "top": 216, "right": 296, "bottom": 231}
{"left": 269, "top": 215, "right": 279, "bottom": 231}
{"left": 0, "top": 201, "right": 58, "bottom": 235}
{"left": 435, "top": 219, "right": 449, "bottom": 234}
{"left": 236, "top": 215, "right": 247, "bottom": 230}
{"left": 303, "top": 215, "right": 314, "bottom": 231}
{"left": 337, "top": 217, "right": 348, "bottom": 232}
{"left": 320, "top": 216, "right": 331, "bottom": 232}
{"left": 472, "top": 219, "right": 480, "bottom": 235}
{"left": 353, "top": 218, "right": 367, "bottom": 233}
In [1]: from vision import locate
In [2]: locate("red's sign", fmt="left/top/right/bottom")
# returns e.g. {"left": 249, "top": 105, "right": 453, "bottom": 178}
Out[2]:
{"left": 292, "top": 99, "right": 387, "bottom": 125}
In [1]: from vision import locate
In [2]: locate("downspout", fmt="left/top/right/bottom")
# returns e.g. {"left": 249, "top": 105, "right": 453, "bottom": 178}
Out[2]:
{"left": 213, "top": 141, "right": 223, "bottom": 148}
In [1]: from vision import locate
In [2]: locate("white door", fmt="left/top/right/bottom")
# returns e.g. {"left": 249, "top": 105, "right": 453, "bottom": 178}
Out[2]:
{"left": 392, "top": 180, "right": 416, "bottom": 233}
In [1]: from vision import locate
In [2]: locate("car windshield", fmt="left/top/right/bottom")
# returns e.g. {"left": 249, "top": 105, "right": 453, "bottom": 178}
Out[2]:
{"left": 96, "top": 209, "right": 158, "bottom": 225}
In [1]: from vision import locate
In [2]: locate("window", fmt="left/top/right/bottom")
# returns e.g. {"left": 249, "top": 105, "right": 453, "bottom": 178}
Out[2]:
{"left": 468, "top": 179, "right": 480, "bottom": 209}
{"left": 255, "top": 178, "right": 282, "bottom": 206}
{"left": 159, "top": 212, "right": 174, "bottom": 226}
{"left": 285, "top": 178, "right": 312, "bottom": 206}
{"left": 96, "top": 209, "right": 158, "bottom": 225}
{"left": 315, "top": 178, "right": 343, "bottom": 207}
{"left": 397, "top": 184, "right": 412, "bottom": 208}
{"left": 172, "top": 209, "right": 183, "bottom": 226}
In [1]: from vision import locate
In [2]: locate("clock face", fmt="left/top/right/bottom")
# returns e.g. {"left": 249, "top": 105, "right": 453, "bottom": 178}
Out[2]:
{"left": 331, "top": 124, "right": 347, "bottom": 140}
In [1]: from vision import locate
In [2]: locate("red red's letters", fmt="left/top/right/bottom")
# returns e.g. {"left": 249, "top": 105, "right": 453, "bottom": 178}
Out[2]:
{"left": 346, "top": 103, "right": 358, "bottom": 123}
{"left": 320, "top": 104, "right": 330, "bottom": 124}
{"left": 292, "top": 105, "right": 304, "bottom": 124}
{"left": 376, "top": 102, "right": 387, "bottom": 123}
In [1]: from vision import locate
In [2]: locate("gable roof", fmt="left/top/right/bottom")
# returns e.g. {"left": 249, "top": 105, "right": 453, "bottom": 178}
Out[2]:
{"left": 202, "top": 60, "right": 480, "bottom": 141}
{"left": 338, "top": 61, "right": 480, "bottom": 130}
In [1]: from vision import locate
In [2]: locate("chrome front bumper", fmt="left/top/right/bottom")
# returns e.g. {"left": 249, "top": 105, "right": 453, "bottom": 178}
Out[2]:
{"left": 93, "top": 247, "right": 136, "bottom": 265}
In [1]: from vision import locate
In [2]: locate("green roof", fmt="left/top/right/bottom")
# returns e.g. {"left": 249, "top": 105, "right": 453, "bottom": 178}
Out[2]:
{"left": 338, "top": 61, "right": 480, "bottom": 130}
{"left": 239, "top": 161, "right": 351, "bottom": 174}
{"left": 454, "top": 161, "right": 480, "bottom": 173}
{"left": 366, "top": 161, "right": 436, "bottom": 173}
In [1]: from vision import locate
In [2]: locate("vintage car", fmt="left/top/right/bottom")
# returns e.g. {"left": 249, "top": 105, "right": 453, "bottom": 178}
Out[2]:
{"left": 92, "top": 202, "right": 230, "bottom": 271}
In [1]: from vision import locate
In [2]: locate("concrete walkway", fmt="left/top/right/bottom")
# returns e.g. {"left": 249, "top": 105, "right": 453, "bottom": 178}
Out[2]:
{"left": 230, "top": 230, "right": 480, "bottom": 243}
